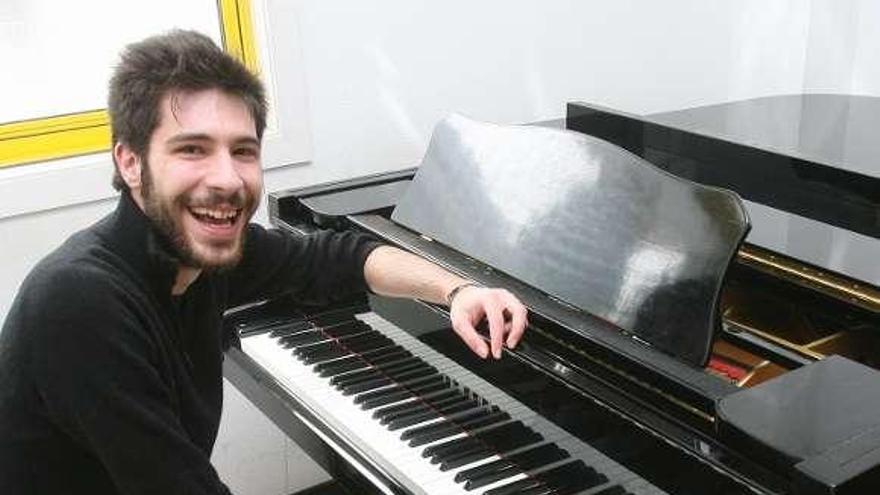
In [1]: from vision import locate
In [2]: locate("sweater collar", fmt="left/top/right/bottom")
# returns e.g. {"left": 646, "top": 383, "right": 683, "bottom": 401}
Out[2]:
{"left": 103, "top": 191, "right": 182, "bottom": 299}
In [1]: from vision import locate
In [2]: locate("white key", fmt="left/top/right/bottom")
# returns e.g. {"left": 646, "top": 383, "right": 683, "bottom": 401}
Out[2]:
{"left": 241, "top": 310, "right": 667, "bottom": 495}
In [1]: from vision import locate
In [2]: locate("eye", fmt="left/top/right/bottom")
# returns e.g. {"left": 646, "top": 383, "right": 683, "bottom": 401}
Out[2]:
{"left": 176, "top": 144, "right": 206, "bottom": 156}
{"left": 233, "top": 146, "right": 260, "bottom": 159}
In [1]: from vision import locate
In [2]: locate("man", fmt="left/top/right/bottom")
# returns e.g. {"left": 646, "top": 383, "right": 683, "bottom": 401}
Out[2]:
{"left": 0, "top": 30, "right": 527, "bottom": 494}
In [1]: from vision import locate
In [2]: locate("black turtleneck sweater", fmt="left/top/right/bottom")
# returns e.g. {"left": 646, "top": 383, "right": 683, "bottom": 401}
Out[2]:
{"left": 0, "top": 192, "right": 379, "bottom": 494}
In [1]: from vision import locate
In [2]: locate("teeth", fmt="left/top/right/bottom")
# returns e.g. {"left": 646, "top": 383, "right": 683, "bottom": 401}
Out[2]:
{"left": 190, "top": 207, "right": 239, "bottom": 220}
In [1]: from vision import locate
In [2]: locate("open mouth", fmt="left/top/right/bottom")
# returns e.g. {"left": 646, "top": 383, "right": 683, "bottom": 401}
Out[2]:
{"left": 188, "top": 206, "right": 242, "bottom": 227}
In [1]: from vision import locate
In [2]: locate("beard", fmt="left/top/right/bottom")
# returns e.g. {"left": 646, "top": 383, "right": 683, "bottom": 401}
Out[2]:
{"left": 140, "top": 162, "right": 255, "bottom": 271}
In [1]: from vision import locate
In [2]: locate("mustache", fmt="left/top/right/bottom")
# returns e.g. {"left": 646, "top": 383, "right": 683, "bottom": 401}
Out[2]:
{"left": 184, "top": 190, "right": 250, "bottom": 209}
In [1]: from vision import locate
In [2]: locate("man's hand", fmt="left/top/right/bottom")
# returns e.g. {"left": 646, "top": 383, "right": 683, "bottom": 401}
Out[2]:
{"left": 363, "top": 246, "right": 528, "bottom": 359}
{"left": 448, "top": 286, "right": 528, "bottom": 359}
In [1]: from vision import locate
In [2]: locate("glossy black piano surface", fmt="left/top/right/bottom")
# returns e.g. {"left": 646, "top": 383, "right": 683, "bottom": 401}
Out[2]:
{"left": 230, "top": 99, "right": 880, "bottom": 495}
{"left": 391, "top": 115, "right": 748, "bottom": 368}
{"left": 226, "top": 296, "right": 773, "bottom": 495}
{"left": 566, "top": 95, "right": 880, "bottom": 288}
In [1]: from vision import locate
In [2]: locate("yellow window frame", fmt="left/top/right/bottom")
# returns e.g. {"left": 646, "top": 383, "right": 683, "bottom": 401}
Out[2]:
{"left": 0, "top": 0, "right": 258, "bottom": 169}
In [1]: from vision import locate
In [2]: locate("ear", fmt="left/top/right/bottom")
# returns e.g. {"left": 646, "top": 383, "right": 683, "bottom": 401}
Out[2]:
{"left": 113, "top": 142, "right": 143, "bottom": 190}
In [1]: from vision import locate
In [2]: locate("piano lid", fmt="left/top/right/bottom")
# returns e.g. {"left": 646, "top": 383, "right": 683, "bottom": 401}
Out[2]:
{"left": 566, "top": 96, "right": 880, "bottom": 288}
{"left": 392, "top": 115, "right": 749, "bottom": 367}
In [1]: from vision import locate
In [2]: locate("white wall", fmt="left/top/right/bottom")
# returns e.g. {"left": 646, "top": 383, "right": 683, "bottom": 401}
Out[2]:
{"left": 3, "top": 1, "right": 878, "bottom": 494}
{"left": 293, "top": 0, "right": 810, "bottom": 183}
{"left": 802, "top": 0, "right": 880, "bottom": 95}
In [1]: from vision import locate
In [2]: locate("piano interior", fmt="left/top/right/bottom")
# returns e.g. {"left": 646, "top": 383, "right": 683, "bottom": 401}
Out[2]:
{"left": 231, "top": 97, "right": 880, "bottom": 495}
{"left": 714, "top": 251, "right": 880, "bottom": 387}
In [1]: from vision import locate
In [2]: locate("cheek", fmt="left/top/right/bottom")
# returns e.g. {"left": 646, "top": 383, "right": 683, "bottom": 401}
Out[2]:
{"left": 242, "top": 166, "right": 264, "bottom": 194}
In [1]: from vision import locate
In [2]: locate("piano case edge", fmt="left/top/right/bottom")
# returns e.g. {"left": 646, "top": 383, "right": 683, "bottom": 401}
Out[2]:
{"left": 716, "top": 355, "right": 880, "bottom": 495}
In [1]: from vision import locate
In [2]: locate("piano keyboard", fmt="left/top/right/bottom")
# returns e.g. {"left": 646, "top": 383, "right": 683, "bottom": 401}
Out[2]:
{"left": 240, "top": 308, "right": 667, "bottom": 495}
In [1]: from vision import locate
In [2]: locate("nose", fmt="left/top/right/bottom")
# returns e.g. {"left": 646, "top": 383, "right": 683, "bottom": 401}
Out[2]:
{"left": 205, "top": 151, "right": 245, "bottom": 193}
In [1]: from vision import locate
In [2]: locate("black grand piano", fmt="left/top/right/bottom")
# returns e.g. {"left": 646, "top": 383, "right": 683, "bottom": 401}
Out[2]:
{"left": 224, "top": 95, "right": 880, "bottom": 495}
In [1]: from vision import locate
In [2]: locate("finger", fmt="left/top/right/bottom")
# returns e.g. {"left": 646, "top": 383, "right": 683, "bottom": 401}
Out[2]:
{"left": 452, "top": 313, "right": 489, "bottom": 358}
{"left": 505, "top": 297, "right": 528, "bottom": 349}
{"left": 485, "top": 299, "right": 506, "bottom": 359}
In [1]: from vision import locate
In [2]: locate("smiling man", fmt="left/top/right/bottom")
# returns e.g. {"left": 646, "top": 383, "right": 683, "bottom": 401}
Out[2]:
{"left": 0, "top": 31, "right": 526, "bottom": 494}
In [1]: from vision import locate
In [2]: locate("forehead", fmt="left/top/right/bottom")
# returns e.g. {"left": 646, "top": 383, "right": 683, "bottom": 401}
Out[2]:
{"left": 154, "top": 88, "right": 257, "bottom": 139}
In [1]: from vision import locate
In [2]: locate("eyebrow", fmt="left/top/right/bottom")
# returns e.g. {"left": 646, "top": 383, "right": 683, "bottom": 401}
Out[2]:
{"left": 165, "top": 133, "right": 260, "bottom": 147}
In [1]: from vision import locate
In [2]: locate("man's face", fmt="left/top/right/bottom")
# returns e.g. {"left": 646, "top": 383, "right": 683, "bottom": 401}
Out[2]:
{"left": 136, "top": 88, "right": 263, "bottom": 270}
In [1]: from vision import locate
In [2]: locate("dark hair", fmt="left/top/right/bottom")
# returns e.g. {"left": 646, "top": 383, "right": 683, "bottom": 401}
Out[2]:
{"left": 108, "top": 29, "right": 267, "bottom": 191}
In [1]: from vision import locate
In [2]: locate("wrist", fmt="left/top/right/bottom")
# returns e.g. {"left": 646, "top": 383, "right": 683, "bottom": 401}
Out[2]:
{"left": 445, "top": 281, "right": 481, "bottom": 306}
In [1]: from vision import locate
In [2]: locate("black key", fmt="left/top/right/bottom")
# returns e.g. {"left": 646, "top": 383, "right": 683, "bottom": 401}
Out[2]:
{"left": 303, "top": 348, "right": 349, "bottom": 365}
{"left": 382, "top": 364, "right": 437, "bottom": 384}
{"left": 360, "top": 346, "right": 412, "bottom": 364}
{"left": 331, "top": 357, "right": 422, "bottom": 387}
{"left": 535, "top": 460, "right": 607, "bottom": 494}
{"left": 463, "top": 463, "right": 520, "bottom": 491}
{"left": 342, "top": 365, "right": 439, "bottom": 396}
{"left": 460, "top": 459, "right": 520, "bottom": 487}
{"left": 341, "top": 376, "right": 393, "bottom": 395}
{"left": 316, "top": 346, "right": 410, "bottom": 377}
{"left": 407, "top": 408, "right": 508, "bottom": 446}
{"left": 386, "top": 407, "right": 441, "bottom": 430}
{"left": 441, "top": 428, "right": 549, "bottom": 473}
{"left": 331, "top": 367, "right": 383, "bottom": 388}
{"left": 483, "top": 476, "right": 544, "bottom": 495}
{"left": 380, "top": 390, "right": 468, "bottom": 421}
{"left": 240, "top": 315, "right": 293, "bottom": 332}
{"left": 296, "top": 333, "right": 391, "bottom": 363}
{"left": 315, "top": 346, "right": 412, "bottom": 377}
{"left": 267, "top": 320, "right": 312, "bottom": 338}
{"left": 280, "top": 330, "right": 329, "bottom": 348}
{"left": 315, "top": 355, "right": 371, "bottom": 377}
{"left": 336, "top": 333, "right": 394, "bottom": 353}
{"left": 372, "top": 355, "right": 425, "bottom": 372}
{"left": 374, "top": 389, "right": 460, "bottom": 420}
{"left": 457, "top": 443, "right": 569, "bottom": 488}
{"left": 387, "top": 398, "right": 478, "bottom": 431}
{"left": 435, "top": 424, "right": 544, "bottom": 470}
{"left": 357, "top": 376, "right": 450, "bottom": 409}
{"left": 443, "top": 452, "right": 502, "bottom": 473}
{"left": 386, "top": 396, "right": 478, "bottom": 429}
{"left": 294, "top": 340, "right": 339, "bottom": 358}
{"left": 511, "top": 486, "right": 555, "bottom": 495}
{"left": 425, "top": 421, "right": 535, "bottom": 461}
{"left": 593, "top": 486, "right": 628, "bottom": 495}
{"left": 320, "top": 319, "right": 372, "bottom": 338}
{"left": 334, "top": 361, "right": 430, "bottom": 393}
{"left": 298, "top": 343, "right": 349, "bottom": 365}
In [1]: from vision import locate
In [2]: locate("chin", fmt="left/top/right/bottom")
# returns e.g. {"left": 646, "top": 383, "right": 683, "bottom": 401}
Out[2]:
{"left": 187, "top": 239, "right": 245, "bottom": 271}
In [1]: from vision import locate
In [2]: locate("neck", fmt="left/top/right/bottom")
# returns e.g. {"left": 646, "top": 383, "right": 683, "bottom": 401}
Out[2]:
{"left": 172, "top": 265, "right": 201, "bottom": 295}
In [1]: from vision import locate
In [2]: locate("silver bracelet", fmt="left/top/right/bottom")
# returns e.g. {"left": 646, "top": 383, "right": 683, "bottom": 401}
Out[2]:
{"left": 445, "top": 282, "right": 480, "bottom": 306}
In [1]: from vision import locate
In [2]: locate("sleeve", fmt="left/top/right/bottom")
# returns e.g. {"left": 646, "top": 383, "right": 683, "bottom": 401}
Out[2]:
{"left": 225, "top": 224, "right": 382, "bottom": 308}
{"left": 28, "top": 265, "right": 233, "bottom": 495}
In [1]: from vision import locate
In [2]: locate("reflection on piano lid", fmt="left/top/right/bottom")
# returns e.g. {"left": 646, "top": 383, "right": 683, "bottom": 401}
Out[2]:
{"left": 391, "top": 115, "right": 748, "bottom": 368}
{"left": 566, "top": 95, "right": 880, "bottom": 291}
{"left": 235, "top": 102, "right": 880, "bottom": 495}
